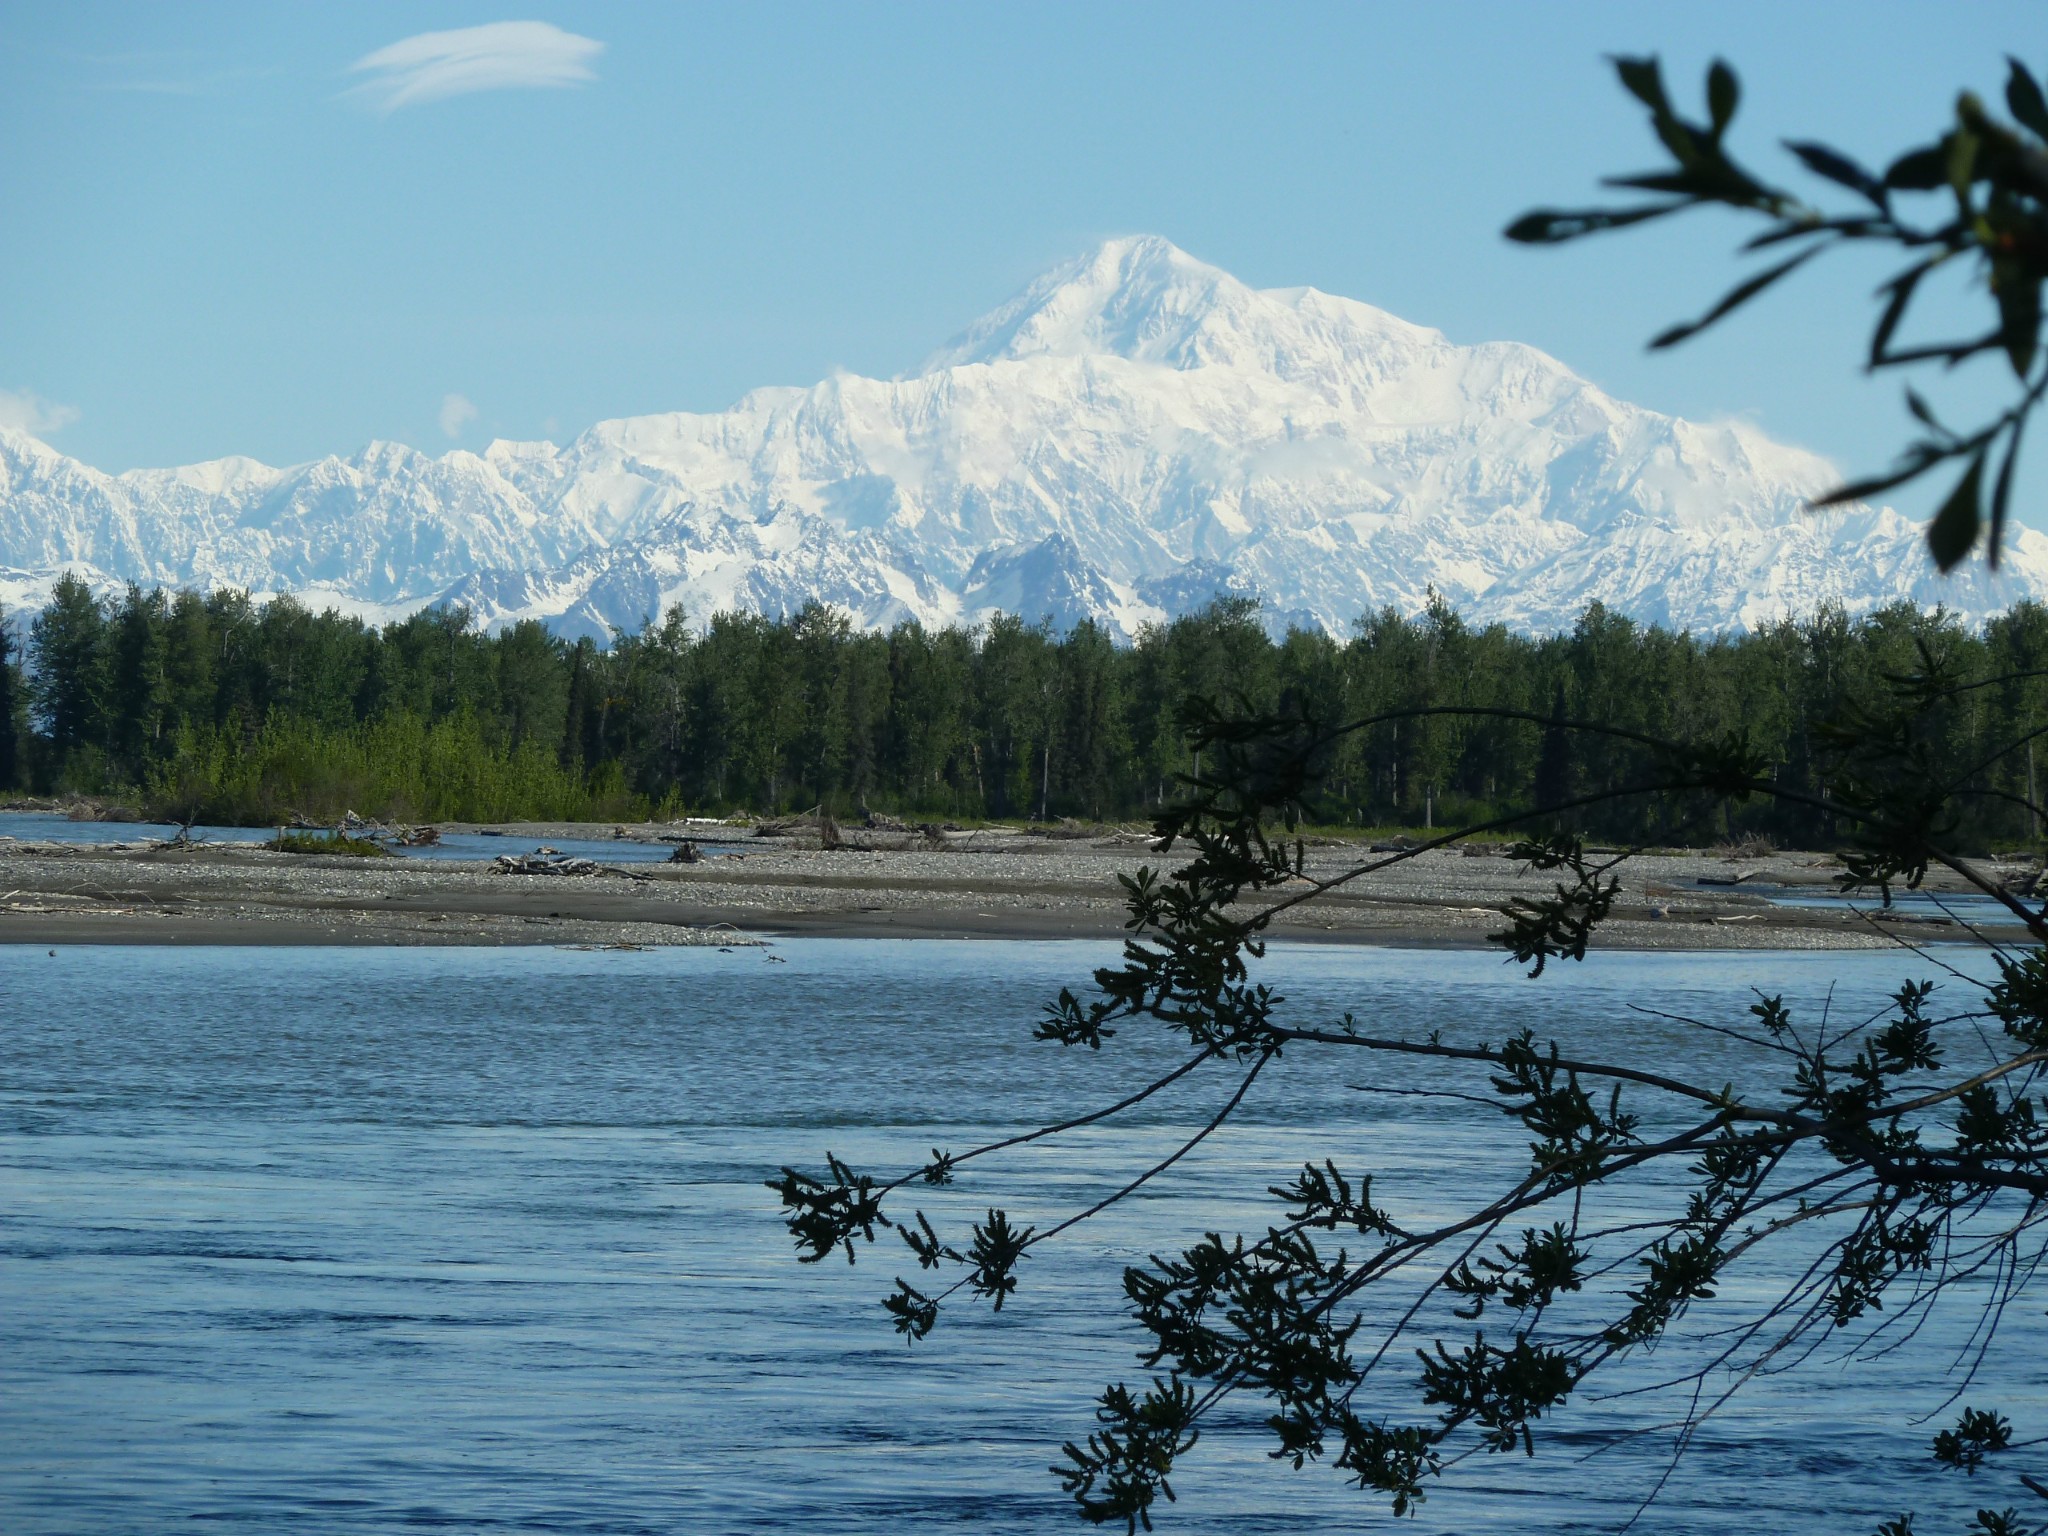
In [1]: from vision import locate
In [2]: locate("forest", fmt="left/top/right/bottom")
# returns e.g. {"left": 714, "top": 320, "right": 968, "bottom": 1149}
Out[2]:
{"left": 3, "top": 571, "right": 2048, "bottom": 846}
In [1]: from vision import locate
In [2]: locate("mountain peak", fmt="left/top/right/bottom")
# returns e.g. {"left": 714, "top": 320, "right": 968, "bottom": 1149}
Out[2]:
{"left": 917, "top": 236, "right": 1447, "bottom": 393}
{"left": 919, "top": 235, "right": 1252, "bottom": 373}
{"left": 1, "top": 237, "right": 2033, "bottom": 641}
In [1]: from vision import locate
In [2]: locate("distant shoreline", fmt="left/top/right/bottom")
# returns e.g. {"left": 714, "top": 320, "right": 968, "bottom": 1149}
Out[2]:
{"left": 0, "top": 822, "right": 2008, "bottom": 953}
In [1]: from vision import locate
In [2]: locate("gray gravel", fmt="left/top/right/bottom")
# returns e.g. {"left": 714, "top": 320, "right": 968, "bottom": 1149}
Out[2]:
{"left": 0, "top": 825, "right": 2027, "bottom": 950}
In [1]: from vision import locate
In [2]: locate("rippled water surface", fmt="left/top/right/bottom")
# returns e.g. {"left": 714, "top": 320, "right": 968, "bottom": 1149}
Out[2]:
{"left": 3, "top": 941, "right": 2041, "bottom": 1533}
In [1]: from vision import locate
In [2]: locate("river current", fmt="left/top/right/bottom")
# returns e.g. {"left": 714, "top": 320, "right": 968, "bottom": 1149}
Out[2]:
{"left": 2, "top": 940, "right": 2041, "bottom": 1533}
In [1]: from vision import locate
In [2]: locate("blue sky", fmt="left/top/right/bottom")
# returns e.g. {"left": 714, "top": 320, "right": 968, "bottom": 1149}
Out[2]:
{"left": 0, "top": 3, "right": 2037, "bottom": 524}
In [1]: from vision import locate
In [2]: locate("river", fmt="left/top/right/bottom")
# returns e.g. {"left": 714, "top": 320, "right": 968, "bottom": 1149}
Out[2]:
{"left": 2, "top": 940, "right": 2040, "bottom": 1532}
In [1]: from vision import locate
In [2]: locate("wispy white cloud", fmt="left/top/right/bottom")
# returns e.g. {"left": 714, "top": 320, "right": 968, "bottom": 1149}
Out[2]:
{"left": 347, "top": 22, "right": 602, "bottom": 112}
{"left": 69, "top": 48, "right": 276, "bottom": 97}
{"left": 0, "top": 388, "right": 81, "bottom": 438}
{"left": 439, "top": 393, "right": 479, "bottom": 439}
{"left": 96, "top": 69, "right": 277, "bottom": 97}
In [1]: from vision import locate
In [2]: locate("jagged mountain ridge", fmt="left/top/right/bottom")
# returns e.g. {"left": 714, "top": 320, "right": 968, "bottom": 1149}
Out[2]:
{"left": 5, "top": 235, "right": 2045, "bottom": 639}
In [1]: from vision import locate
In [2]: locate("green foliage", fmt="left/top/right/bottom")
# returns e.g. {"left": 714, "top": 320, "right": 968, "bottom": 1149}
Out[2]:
{"left": 1057, "top": 1378, "right": 1200, "bottom": 1530}
{"left": 773, "top": 656, "right": 2048, "bottom": 1529}
{"left": 1936, "top": 1408, "right": 2016, "bottom": 1475}
{"left": 264, "top": 830, "right": 391, "bottom": 858}
{"left": 0, "top": 602, "right": 22, "bottom": 790}
{"left": 1509, "top": 54, "right": 2048, "bottom": 571}
{"left": 770, "top": 45, "right": 2048, "bottom": 1536}
{"left": 30, "top": 573, "right": 110, "bottom": 758}
{"left": 22, "top": 579, "right": 2048, "bottom": 856}
{"left": 141, "top": 712, "right": 625, "bottom": 826}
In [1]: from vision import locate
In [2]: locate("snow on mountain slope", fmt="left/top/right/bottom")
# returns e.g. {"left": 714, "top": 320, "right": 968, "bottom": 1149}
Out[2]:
{"left": 6, "top": 234, "right": 2045, "bottom": 640}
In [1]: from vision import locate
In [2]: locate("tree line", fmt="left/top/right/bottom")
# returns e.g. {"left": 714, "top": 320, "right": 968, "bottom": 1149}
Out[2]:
{"left": 3, "top": 570, "right": 2047, "bottom": 842}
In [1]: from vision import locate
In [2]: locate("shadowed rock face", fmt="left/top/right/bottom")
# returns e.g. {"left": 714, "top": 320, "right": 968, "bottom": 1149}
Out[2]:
{"left": 5, "top": 235, "right": 2042, "bottom": 639}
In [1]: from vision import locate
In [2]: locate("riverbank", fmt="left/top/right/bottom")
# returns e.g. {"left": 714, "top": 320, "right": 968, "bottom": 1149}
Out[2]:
{"left": 0, "top": 819, "right": 2028, "bottom": 949}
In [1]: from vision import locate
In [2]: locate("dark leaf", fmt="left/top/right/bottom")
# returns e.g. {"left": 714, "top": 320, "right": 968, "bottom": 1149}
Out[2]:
{"left": 1785, "top": 139, "right": 1884, "bottom": 201}
{"left": 883, "top": 1280, "right": 939, "bottom": 1341}
{"left": 1885, "top": 145, "right": 1950, "bottom": 190}
{"left": 1870, "top": 262, "right": 1934, "bottom": 368}
{"left": 1743, "top": 217, "right": 1881, "bottom": 250}
{"left": 1707, "top": 60, "right": 1739, "bottom": 136}
{"left": 1650, "top": 245, "right": 1823, "bottom": 349}
{"left": 1651, "top": 111, "right": 1708, "bottom": 171}
{"left": 1988, "top": 419, "right": 2025, "bottom": 571}
{"left": 1601, "top": 171, "right": 1706, "bottom": 195}
{"left": 1812, "top": 441, "right": 1950, "bottom": 507}
{"left": 1926, "top": 453, "right": 1986, "bottom": 572}
{"left": 1613, "top": 55, "right": 1669, "bottom": 113}
{"left": 1947, "top": 128, "right": 1981, "bottom": 195}
{"left": 1993, "top": 268, "right": 2042, "bottom": 378}
{"left": 1871, "top": 330, "right": 2006, "bottom": 369}
{"left": 2007, "top": 57, "right": 2048, "bottom": 142}
{"left": 1503, "top": 204, "right": 1684, "bottom": 244}
{"left": 1903, "top": 387, "right": 1947, "bottom": 435}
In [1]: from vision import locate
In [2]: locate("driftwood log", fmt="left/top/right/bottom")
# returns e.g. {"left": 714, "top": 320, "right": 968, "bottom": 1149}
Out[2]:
{"left": 490, "top": 850, "right": 653, "bottom": 882}
{"left": 492, "top": 851, "right": 604, "bottom": 877}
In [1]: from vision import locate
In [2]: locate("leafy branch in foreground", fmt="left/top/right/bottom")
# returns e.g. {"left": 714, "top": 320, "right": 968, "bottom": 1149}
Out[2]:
{"left": 773, "top": 668, "right": 2048, "bottom": 1531}
{"left": 1508, "top": 54, "right": 2048, "bottom": 572}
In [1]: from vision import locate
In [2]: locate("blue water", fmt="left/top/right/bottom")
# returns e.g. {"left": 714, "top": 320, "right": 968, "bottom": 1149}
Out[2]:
{"left": 0, "top": 811, "right": 273, "bottom": 847}
{"left": 1738, "top": 880, "right": 2030, "bottom": 925}
{"left": 0, "top": 812, "right": 730, "bottom": 864}
{"left": 398, "top": 831, "right": 732, "bottom": 864}
{"left": 2, "top": 941, "right": 2041, "bottom": 1533}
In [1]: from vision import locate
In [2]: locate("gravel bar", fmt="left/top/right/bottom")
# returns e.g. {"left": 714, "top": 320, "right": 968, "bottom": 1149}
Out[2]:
{"left": 0, "top": 823, "right": 2029, "bottom": 950}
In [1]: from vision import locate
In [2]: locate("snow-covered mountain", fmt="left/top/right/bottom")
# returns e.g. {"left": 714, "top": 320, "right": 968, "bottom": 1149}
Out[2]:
{"left": 6, "top": 235, "right": 2045, "bottom": 640}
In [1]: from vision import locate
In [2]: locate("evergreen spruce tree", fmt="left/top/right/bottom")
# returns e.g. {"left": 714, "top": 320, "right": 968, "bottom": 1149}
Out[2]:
{"left": 163, "top": 589, "right": 216, "bottom": 734}
{"left": 1532, "top": 678, "right": 1572, "bottom": 822}
{"left": 108, "top": 584, "right": 170, "bottom": 774}
{"left": 0, "top": 605, "right": 21, "bottom": 790}
{"left": 29, "top": 573, "right": 109, "bottom": 771}
{"left": 560, "top": 637, "right": 604, "bottom": 772}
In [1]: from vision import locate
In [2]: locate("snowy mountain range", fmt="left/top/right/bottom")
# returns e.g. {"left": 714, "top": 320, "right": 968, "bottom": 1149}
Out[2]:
{"left": 5, "top": 235, "right": 2045, "bottom": 640}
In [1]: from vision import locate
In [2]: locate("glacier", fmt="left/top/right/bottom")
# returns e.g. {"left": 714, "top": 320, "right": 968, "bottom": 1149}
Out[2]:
{"left": 5, "top": 234, "right": 2045, "bottom": 640}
